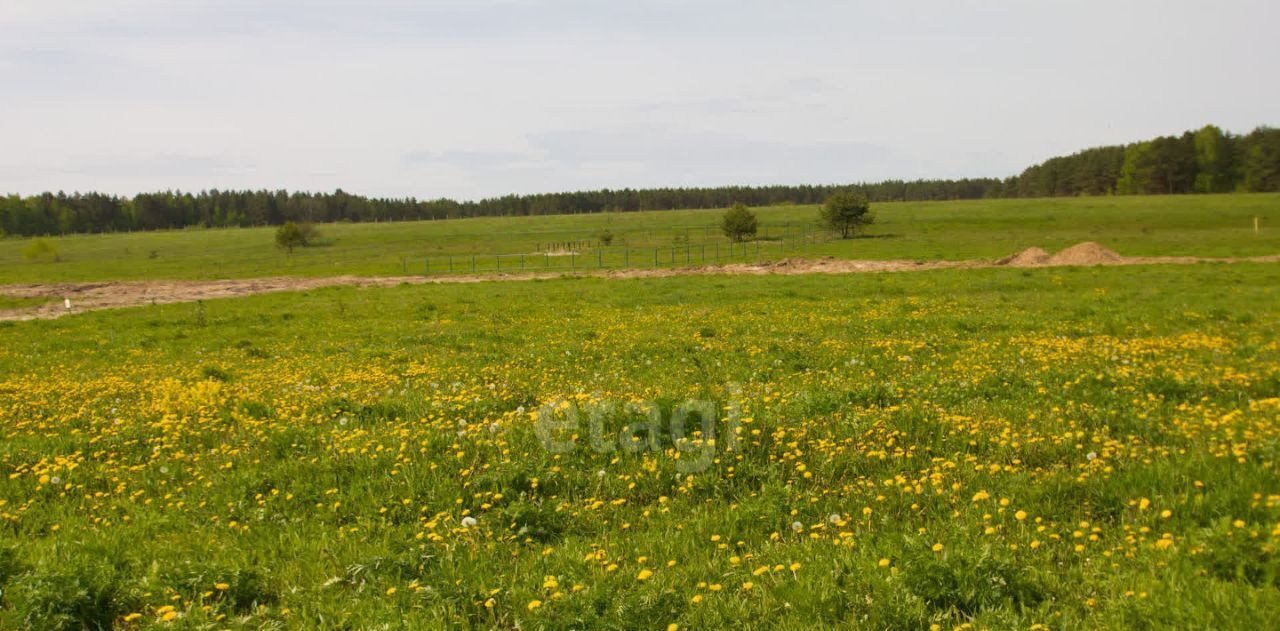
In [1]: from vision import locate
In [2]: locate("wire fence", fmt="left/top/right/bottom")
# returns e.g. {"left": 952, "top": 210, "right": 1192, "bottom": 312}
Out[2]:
{"left": 14, "top": 220, "right": 836, "bottom": 280}
{"left": 420, "top": 230, "right": 836, "bottom": 276}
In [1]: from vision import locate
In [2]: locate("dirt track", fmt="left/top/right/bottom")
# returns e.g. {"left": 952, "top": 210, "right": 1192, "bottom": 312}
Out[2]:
{"left": 3, "top": 244, "right": 1278, "bottom": 321}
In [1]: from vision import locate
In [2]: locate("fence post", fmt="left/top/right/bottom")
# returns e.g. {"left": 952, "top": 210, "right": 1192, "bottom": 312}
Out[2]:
{"left": 448, "top": 255, "right": 453, "bottom": 273}
{"left": 653, "top": 248, "right": 658, "bottom": 268}
{"left": 598, "top": 249, "right": 602, "bottom": 268}
{"left": 471, "top": 255, "right": 476, "bottom": 272}
{"left": 496, "top": 255, "right": 500, "bottom": 271}
{"left": 401, "top": 257, "right": 407, "bottom": 274}
{"left": 625, "top": 248, "right": 629, "bottom": 267}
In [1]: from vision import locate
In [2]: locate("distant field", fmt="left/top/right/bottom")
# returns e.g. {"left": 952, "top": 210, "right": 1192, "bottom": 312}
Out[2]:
{"left": 0, "top": 194, "right": 1275, "bottom": 283}
{"left": 1, "top": 264, "right": 1277, "bottom": 628}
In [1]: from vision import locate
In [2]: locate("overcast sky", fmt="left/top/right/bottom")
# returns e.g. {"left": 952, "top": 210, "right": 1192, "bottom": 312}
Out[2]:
{"left": 1, "top": 0, "right": 1276, "bottom": 200}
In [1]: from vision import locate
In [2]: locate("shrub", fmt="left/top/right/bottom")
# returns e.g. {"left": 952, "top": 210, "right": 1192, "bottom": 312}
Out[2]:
{"left": 721, "top": 203, "right": 758, "bottom": 242}
{"left": 820, "top": 192, "right": 874, "bottom": 238}
{"left": 23, "top": 239, "right": 59, "bottom": 261}
{"left": 275, "top": 221, "right": 321, "bottom": 253}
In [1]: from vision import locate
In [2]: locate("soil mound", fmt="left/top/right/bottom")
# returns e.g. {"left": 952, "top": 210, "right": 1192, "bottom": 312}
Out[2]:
{"left": 1047, "top": 242, "right": 1124, "bottom": 266}
{"left": 997, "top": 247, "right": 1051, "bottom": 267}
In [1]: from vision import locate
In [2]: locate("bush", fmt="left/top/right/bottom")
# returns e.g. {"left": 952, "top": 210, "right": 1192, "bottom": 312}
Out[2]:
{"left": 598, "top": 229, "right": 615, "bottom": 246}
{"left": 23, "top": 239, "right": 59, "bottom": 261}
{"left": 820, "top": 192, "right": 874, "bottom": 238}
{"left": 721, "top": 203, "right": 758, "bottom": 242}
{"left": 275, "top": 221, "right": 321, "bottom": 253}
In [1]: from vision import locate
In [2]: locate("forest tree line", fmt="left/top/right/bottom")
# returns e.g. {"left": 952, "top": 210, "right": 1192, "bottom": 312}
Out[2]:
{"left": 2, "top": 125, "right": 1277, "bottom": 237}
{"left": 1005, "top": 125, "right": 1280, "bottom": 198}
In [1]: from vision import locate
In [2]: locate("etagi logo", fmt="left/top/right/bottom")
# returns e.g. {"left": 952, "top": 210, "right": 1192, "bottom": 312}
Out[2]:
{"left": 533, "top": 390, "right": 744, "bottom": 474}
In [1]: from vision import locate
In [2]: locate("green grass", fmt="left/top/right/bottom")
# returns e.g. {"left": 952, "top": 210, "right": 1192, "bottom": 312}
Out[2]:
{"left": 0, "top": 193, "right": 1275, "bottom": 283}
{"left": 1, "top": 263, "right": 1278, "bottom": 628}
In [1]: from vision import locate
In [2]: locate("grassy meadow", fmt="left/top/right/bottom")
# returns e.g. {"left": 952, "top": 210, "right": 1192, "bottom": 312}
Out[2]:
{"left": 2, "top": 260, "right": 1279, "bottom": 628}
{"left": 0, "top": 193, "right": 1276, "bottom": 283}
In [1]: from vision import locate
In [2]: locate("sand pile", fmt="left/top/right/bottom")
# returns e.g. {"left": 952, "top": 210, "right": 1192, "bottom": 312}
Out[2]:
{"left": 1047, "top": 242, "right": 1124, "bottom": 266}
{"left": 997, "top": 247, "right": 1051, "bottom": 267}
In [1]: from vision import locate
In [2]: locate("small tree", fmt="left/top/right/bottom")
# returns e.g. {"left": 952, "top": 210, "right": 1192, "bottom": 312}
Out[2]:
{"left": 23, "top": 238, "right": 59, "bottom": 261}
{"left": 721, "top": 203, "right": 758, "bottom": 242}
{"left": 820, "top": 192, "right": 873, "bottom": 238}
{"left": 275, "top": 222, "right": 307, "bottom": 254}
{"left": 598, "top": 229, "right": 615, "bottom": 246}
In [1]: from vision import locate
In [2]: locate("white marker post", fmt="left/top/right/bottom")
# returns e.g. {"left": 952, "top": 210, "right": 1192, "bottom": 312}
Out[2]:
{"left": 64, "top": 298, "right": 71, "bottom": 311}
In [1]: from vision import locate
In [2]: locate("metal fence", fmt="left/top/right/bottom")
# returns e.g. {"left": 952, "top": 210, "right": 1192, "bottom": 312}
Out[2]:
{"left": 420, "top": 230, "right": 834, "bottom": 276}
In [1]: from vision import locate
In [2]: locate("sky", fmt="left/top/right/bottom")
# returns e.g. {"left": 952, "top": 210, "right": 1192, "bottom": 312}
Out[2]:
{"left": 1, "top": 0, "right": 1277, "bottom": 200}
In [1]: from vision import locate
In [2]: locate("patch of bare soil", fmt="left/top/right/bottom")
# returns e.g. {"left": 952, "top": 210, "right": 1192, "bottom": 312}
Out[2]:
{"left": 1046, "top": 241, "right": 1125, "bottom": 266}
{"left": 996, "top": 247, "right": 1052, "bottom": 267}
{"left": 2, "top": 244, "right": 1277, "bottom": 320}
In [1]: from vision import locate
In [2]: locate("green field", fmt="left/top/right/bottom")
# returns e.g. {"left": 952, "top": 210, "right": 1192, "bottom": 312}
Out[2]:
{"left": 1, "top": 194, "right": 1276, "bottom": 283}
{"left": 2, "top": 258, "right": 1279, "bottom": 628}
